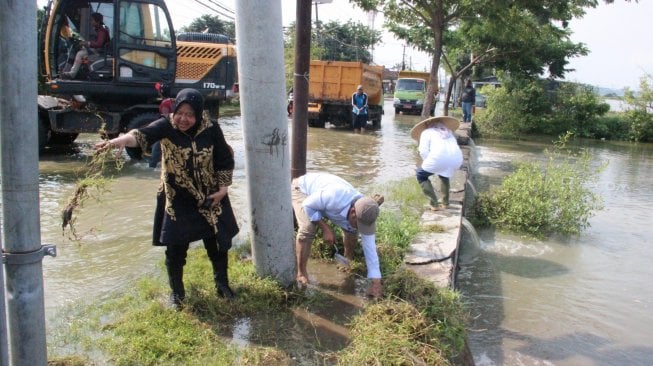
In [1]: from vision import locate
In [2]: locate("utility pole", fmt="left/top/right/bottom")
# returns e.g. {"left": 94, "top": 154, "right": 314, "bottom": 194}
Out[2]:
{"left": 291, "top": 0, "right": 312, "bottom": 179}
{"left": 235, "top": 0, "right": 295, "bottom": 287}
{"left": 1, "top": 1, "right": 54, "bottom": 365}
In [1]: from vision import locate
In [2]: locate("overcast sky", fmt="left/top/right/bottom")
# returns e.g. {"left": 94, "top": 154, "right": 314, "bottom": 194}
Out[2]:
{"left": 39, "top": 0, "right": 653, "bottom": 90}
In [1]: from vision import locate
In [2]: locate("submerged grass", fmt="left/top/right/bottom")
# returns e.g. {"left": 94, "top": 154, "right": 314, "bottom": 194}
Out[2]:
{"left": 48, "top": 177, "right": 468, "bottom": 365}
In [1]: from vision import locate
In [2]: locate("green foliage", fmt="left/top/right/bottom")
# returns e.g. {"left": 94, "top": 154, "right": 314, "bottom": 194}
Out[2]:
{"left": 474, "top": 81, "right": 550, "bottom": 138}
{"left": 318, "top": 20, "right": 381, "bottom": 63}
{"left": 49, "top": 176, "right": 467, "bottom": 365}
{"left": 474, "top": 133, "right": 604, "bottom": 238}
{"left": 475, "top": 78, "right": 611, "bottom": 139}
{"left": 623, "top": 74, "right": 653, "bottom": 142}
{"left": 338, "top": 269, "right": 467, "bottom": 365}
{"left": 283, "top": 20, "right": 381, "bottom": 90}
{"left": 548, "top": 83, "right": 610, "bottom": 138}
{"left": 590, "top": 113, "right": 631, "bottom": 141}
{"left": 181, "top": 14, "right": 235, "bottom": 39}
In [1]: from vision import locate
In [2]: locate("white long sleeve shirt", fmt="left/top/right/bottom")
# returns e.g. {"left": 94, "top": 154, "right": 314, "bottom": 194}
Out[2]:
{"left": 418, "top": 126, "right": 463, "bottom": 178}
{"left": 297, "top": 172, "right": 381, "bottom": 278}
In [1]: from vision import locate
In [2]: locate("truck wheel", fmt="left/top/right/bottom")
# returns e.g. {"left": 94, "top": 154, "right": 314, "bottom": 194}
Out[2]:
{"left": 49, "top": 132, "right": 79, "bottom": 145}
{"left": 125, "top": 112, "right": 160, "bottom": 161}
{"left": 308, "top": 118, "right": 325, "bottom": 128}
{"left": 372, "top": 119, "right": 381, "bottom": 128}
{"left": 38, "top": 115, "right": 51, "bottom": 151}
{"left": 395, "top": 107, "right": 401, "bottom": 114}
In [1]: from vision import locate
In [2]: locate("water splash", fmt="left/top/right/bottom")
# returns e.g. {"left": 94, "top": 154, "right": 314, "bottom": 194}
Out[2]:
{"left": 461, "top": 217, "right": 481, "bottom": 248}
{"left": 465, "top": 179, "right": 478, "bottom": 197}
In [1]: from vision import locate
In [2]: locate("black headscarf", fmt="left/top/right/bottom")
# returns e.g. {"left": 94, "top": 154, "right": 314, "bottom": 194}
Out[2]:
{"left": 173, "top": 88, "right": 204, "bottom": 135}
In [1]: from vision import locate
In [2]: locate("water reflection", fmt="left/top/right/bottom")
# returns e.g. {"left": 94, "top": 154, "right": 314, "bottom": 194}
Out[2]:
{"left": 33, "top": 99, "right": 423, "bottom": 360}
{"left": 459, "top": 138, "right": 653, "bottom": 365}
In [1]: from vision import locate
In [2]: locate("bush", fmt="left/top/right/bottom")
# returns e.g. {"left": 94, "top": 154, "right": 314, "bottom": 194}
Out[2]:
{"left": 474, "top": 78, "right": 611, "bottom": 140}
{"left": 619, "top": 74, "right": 653, "bottom": 142}
{"left": 474, "top": 133, "right": 604, "bottom": 238}
{"left": 587, "top": 113, "right": 630, "bottom": 140}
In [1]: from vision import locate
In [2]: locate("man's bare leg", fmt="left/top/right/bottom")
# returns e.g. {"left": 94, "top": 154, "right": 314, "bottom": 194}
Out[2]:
{"left": 343, "top": 231, "right": 357, "bottom": 260}
{"left": 295, "top": 238, "right": 312, "bottom": 285}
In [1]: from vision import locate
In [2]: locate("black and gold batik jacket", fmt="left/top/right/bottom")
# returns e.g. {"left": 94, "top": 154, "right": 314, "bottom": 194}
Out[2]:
{"left": 130, "top": 115, "right": 239, "bottom": 247}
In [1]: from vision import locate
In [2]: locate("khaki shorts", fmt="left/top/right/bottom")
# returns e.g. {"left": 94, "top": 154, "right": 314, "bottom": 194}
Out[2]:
{"left": 291, "top": 178, "right": 317, "bottom": 241}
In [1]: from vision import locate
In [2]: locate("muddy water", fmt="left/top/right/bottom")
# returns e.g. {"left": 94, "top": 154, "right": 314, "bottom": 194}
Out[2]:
{"left": 459, "top": 139, "right": 653, "bottom": 366}
{"left": 36, "top": 100, "right": 422, "bottom": 354}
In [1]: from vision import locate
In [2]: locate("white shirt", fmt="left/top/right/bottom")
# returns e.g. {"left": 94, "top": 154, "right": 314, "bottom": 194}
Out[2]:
{"left": 418, "top": 126, "right": 463, "bottom": 178}
{"left": 297, "top": 172, "right": 381, "bottom": 278}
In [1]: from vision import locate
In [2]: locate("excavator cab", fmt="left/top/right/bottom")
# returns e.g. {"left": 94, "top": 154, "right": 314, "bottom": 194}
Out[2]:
{"left": 38, "top": 0, "right": 237, "bottom": 151}
{"left": 42, "top": 0, "right": 176, "bottom": 102}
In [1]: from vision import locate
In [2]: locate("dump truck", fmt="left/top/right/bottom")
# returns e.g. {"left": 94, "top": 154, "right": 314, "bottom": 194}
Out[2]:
{"left": 393, "top": 70, "right": 435, "bottom": 115}
{"left": 37, "top": 0, "right": 238, "bottom": 157}
{"left": 306, "top": 60, "right": 384, "bottom": 128}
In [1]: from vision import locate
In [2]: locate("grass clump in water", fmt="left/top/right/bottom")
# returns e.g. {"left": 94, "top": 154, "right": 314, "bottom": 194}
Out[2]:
{"left": 338, "top": 269, "right": 468, "bottom": 365}
{"left": 474, "top": 132, "right": 605, "bottom": 238}
{"left": 48, "top": 177, "right": 468, "bottom": 365}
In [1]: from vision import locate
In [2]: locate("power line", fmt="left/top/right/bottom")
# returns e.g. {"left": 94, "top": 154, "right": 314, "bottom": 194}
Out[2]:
{"left": 207, "top": 0, "right": 235, "bottom": 15}
{"left": 192, "top": 0, "right": 235, "bottom": 21}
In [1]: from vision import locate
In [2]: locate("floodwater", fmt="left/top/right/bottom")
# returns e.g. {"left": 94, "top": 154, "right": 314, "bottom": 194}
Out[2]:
{"left": 28, "top": 99, "right": 653, "bottom": 364}
{"left": 458, "top": 138, "right": 653, "bottom": 365}
{"left": 35, "top": 99, "right": 423, "bottom": 359}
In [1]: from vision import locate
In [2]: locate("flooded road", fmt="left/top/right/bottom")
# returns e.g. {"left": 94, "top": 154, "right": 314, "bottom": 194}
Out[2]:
{"left": 32, "top": 99, "right": 653, "bottom": 364}
{"left": 459, "top": 139, "right": 653, "bottom": 365}
{"left": 36, "top": 99, "right": 422, "bottom": 326}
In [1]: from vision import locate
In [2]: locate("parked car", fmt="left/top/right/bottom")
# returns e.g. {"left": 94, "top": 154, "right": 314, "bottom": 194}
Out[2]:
{"left": 475, "top": 93, "right": 487, "bottom": 108}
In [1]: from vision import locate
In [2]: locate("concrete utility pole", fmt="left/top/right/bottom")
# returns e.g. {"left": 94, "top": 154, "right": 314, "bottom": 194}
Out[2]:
{"left": 235, "top": 0, "right": 295, "bottom": 287}
{"left": 290, "top": 0, "right": 312, "bottom": 179}
{"left": 1, "top": 2, "right": 54, "bottom": 365}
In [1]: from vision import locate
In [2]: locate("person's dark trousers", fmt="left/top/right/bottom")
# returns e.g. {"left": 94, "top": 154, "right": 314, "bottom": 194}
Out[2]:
{"left": 203, "top": 235, "right": 235, "bottom": 300}
{"left": 165, "top": 242, "right": 190, "bottom": 309}
{"left": 148, "top": 141, "right": 161, "bottom": 168}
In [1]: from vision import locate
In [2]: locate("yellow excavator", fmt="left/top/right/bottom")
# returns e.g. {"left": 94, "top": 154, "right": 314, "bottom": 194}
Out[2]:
{"left": 38, "top": 0, "right": 238, "bottom": 156}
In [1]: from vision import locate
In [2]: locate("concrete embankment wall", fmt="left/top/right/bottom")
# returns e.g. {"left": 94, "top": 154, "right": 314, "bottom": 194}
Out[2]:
{"left": 404, "top": 121, "right": 475, "bottom": 365}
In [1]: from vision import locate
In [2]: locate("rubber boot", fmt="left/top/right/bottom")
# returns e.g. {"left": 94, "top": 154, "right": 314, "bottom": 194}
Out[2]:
{"left": 212, "top": 251, "right": 236, "bottom": 300}
{"left": 419, "top": 180, "right": 439, "bottom": 209}
{"left": 166, "top": 264, "right": 185, "bottom": 310}
{"left": 439, "top": 176, "right": 451, "bottom": 207}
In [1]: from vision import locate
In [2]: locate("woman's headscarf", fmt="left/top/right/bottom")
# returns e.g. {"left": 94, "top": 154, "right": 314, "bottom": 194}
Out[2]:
{"left": 173, "top": 88, "right": 204, "bottom": 135}
{"left": 174, "top": 88, "right": 204, "bottom": 122}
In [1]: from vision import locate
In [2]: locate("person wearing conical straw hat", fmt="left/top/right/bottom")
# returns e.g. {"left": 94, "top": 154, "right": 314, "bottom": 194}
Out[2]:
{"left": 410, "top": 116, "right": 463, "bottom": 210}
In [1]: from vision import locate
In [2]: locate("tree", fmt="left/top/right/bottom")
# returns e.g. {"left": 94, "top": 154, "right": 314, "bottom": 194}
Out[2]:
{"left": 282, "top": 20, "right": 381, "bottom": 89}
{"left": 318, "top": 20, "right": 381, "bottom": 63}
{"left": 351, "top": 0, "right": 606, "bottom": 119}
{"left": 181, "top": 14, "right": 235, "bottom": 40}
{"left": 623, "top": 74, "right": 653, "bottom": 141}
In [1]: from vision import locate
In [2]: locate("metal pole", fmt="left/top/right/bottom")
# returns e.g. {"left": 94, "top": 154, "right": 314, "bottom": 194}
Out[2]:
{"left": 291, "top": 0, "right": 312, "bottom": 179}
{"left": 235, "top": 0, "right": 296, "bottom": 287}
{"left": 0, "top": 1, "right": 49, "bottom": 365}
{"left": 0, "top": 239, "right": 6, "bottom": 366}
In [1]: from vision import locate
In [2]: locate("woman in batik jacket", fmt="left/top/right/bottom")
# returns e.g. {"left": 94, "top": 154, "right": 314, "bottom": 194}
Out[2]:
{"left": 95, "top": 88, "right": 239, "bottom": 309}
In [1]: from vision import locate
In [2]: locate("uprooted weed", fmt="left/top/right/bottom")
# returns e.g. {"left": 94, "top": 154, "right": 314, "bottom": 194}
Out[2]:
{"left": 61, "top": 147, "right": 124, "bottom": 242}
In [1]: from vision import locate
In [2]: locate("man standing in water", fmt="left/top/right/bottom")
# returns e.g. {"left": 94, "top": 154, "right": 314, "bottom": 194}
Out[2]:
{"left": 291, "top": 172, "right": 384, "bottom": 298}
{"left": 351, "top": 85, "right": 369, "bottom": 133}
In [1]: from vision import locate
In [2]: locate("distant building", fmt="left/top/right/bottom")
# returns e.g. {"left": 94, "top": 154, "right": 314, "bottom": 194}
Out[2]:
{"left": 383, "top": 69, "right": 399, "bottom": 94}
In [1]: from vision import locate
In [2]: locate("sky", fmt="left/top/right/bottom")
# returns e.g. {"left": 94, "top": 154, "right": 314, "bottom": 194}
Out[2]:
{"left": 38, "top": 0, "right": 653, "bottom": 90}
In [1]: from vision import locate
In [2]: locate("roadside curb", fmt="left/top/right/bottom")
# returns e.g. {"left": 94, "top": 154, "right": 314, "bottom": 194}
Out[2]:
{"left": 404, "top": 120, "right": 475, "bottom": 365}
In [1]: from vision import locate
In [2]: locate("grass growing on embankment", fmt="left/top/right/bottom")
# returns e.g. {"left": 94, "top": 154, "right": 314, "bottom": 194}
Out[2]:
{"left": 47, "top": 177, "right": 468, "bottom": 365}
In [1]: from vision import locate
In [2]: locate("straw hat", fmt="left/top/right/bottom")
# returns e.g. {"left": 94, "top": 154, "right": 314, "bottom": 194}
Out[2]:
{"left": 410, "top": 116, "right": 460, "bottom": 141}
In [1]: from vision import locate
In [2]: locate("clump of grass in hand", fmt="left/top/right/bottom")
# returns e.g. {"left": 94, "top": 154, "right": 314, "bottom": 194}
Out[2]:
{"left": 61, "top": 146, "right": 124, "bottom": 242}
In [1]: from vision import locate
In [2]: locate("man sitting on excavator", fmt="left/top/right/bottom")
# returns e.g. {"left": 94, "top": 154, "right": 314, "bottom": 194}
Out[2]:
{"left": 61, "top": 12, "right": 110, "bottom": 79}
